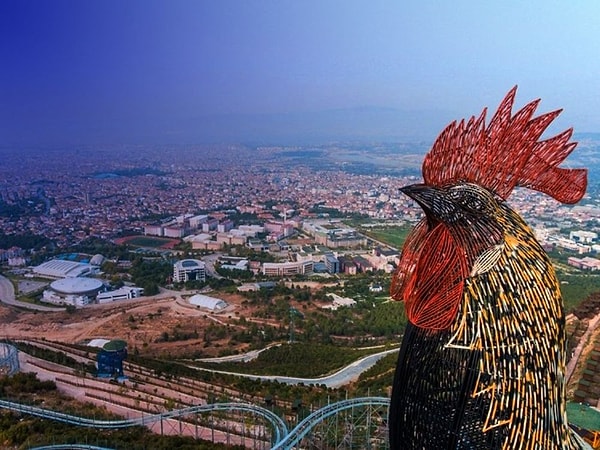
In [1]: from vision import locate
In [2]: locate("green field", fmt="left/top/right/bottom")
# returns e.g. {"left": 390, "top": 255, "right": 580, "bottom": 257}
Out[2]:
{"left": 362, "top": 226, "right": 412, "bottom": 249}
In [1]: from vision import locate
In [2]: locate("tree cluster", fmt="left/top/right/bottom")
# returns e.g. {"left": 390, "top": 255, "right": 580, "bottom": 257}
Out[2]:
{"left": 129, "top": 257, "right": 172, "bottom": 296}
{"left": 0, "top": 231, "right": 50, "bottom": 250}
{"left": 0, "top": 372, "right": 56, "bottom": 398}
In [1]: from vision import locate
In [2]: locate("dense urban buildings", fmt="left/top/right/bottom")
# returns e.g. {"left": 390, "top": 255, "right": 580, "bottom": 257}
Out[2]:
{"left": 1, "top": 143, "right": 600, "bottom": 277}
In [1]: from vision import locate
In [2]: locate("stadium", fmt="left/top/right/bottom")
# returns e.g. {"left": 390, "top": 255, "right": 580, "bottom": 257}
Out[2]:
{"left": 42, "top": 277, "right": 105, "bottom": 307}
{"left": 33, "top": 259, "right": 99, "bottom": 278}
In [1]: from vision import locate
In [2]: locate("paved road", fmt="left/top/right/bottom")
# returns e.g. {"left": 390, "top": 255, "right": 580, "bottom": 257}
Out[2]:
{"left": 0, "top": 274, "right": 63, "bottom": 312}
{"left": 195, "top": 343, "right": 282, "bottom": 363}
{"left": 191, "top": 348, "right": 399, "bottom": 388}
{"left": 201, "top": 253, "right": 224, "bottom": 279}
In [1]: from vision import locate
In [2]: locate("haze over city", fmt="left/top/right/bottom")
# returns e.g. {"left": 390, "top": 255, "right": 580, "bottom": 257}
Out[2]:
{"left": 2, "top": 0, "right": 600, "bottom": 146}
{"left": 3, "top": 2, "right": 600, "bottom": 449}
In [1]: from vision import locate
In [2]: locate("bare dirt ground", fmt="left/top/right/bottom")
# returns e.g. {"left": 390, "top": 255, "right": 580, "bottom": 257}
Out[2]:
{"left": 0, "top": 290, "right": 261, "bottom": 359}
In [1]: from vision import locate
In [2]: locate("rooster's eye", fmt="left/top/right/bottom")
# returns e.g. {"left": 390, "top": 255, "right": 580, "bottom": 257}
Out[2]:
{"left": 463, "top": 196, "right": 484, "bottom": 212}
{"left": 448, "top": 187, "right": 486, "bottom": 213}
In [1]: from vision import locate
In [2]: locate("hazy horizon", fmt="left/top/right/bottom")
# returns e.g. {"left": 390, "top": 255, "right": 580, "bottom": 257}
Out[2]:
{"left": 2, "top": 1, "right": 600, "bottom": 146}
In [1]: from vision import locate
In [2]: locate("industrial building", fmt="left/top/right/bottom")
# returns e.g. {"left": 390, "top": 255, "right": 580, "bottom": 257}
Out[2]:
{"left": 173, "top": 259, "right": 206, "bottom": 283}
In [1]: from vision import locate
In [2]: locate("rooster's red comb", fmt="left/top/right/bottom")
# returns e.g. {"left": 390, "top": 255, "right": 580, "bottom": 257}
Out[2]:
{"left": 422, "top": 86, "right": 587, "bottom": 204}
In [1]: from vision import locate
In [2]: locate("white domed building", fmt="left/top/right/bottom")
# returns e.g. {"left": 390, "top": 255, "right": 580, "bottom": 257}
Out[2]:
{"left": 90, "top": 254, "right": 105, "bottom": 266}
{"left": 42, "top": 278, "right": 104, "bottom": 307}
{"left": 188, "top": 294, "right": 228, "bottom": 312}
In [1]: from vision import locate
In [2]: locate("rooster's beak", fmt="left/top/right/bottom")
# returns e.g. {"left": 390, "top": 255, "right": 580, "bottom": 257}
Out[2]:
{"left": 400, "top": 184, "right": 455, "bottom": 221}
{"left": 401, "top": 184, "right": 438, "bottom": 210}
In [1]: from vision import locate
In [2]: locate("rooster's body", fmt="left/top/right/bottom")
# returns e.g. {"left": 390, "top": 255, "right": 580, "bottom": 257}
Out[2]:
{"left": 389, "top": 88, "right": 588, "bottom": 449}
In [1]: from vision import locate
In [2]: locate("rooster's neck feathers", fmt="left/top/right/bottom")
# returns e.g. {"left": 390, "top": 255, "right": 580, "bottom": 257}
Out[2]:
{"left": 422, "top": 86, "right": 587, "bottom": 204}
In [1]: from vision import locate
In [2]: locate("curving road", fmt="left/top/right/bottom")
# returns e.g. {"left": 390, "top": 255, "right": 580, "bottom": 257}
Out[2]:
{"left": 194, "top": 343, "right": 282, "bottom": 363}
{"left": 0, "top": 274, "right": 63, "bottom": 312}
{"left": 190, "top": 348, "right": 399, "bottom": 388}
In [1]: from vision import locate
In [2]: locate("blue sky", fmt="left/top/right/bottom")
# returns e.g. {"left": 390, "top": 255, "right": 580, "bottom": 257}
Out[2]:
{"left": 1, "top": 0, "right": 599, "bottom": 145}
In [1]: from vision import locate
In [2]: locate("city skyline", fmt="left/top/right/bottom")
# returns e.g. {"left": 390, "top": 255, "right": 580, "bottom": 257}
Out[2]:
{"left": 2, "top": 1, "right": 600, "bottom": 145}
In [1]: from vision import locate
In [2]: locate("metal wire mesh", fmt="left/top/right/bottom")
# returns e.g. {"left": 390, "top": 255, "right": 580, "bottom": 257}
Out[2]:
{"left": 0, "top": 343, "right": 20, "bottom": 376}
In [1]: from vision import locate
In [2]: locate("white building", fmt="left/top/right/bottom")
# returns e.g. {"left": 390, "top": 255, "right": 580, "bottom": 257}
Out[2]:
{"left": 173, "top": 259, "right": 206, "bottom": 283}
{"left": 33, "top": 260, "right": 98, "bottom": 278}
{"left": 202, "top": 218, "right": 219, "bottom": 232}
{"left": 555, "top": 237, "right": 590, "bottom": 253}
{"left": 322, "top": 293, "right": 357, "bottom": 310}
{"left": 144, "top": 224, "right": 163, "bottom": 236}
{"left": 217, "top": 219, "right": 234, "bottom": 233}
{"left": 262, "top": 259, "right": 313, "bottom": 276}
{"left": 184, "top": 233, "right": 212, "bottom": 243}
{"left": 8, "top": 257, "right": 26, "bottom": 267}
{"left": 42, "top": 278, "right": 104, "bottom": 307}
{"left": 238, "top": 224, "right": 264, "bottom": 236}
{"left": 570, "top": 230, "right": 598, "bottom": 244}
{"left": 302, "top": 220, "right": 367, "bottom": 248}
{"left": 189, "top": 294, "right": 228, "bottom": 311}
{"left": 163, "top": 226, "right": 185, "bottom": 238}
{"left": 90, "top": 254, "right": 105, "bottom": 266}
{"left": 97, "top": 287, "right": 144, "bottom": 303}
{"left": 189, "top": 215, "right": 208, "bottom": 229}
{"left": 220, "top": 259, "right": 249, "bottom": 271}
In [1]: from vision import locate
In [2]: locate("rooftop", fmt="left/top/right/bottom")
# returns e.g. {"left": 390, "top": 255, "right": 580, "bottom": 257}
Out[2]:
{"left": 567, "top": 402, "right": 600, "bottom": 431}
{"left": 50, "top": 277, "right": 104, "bottom": 294}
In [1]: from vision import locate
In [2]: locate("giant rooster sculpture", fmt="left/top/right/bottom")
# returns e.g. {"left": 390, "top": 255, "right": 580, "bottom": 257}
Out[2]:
{"left": 389, "top": 87, "right": 589, "bottom": 449}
